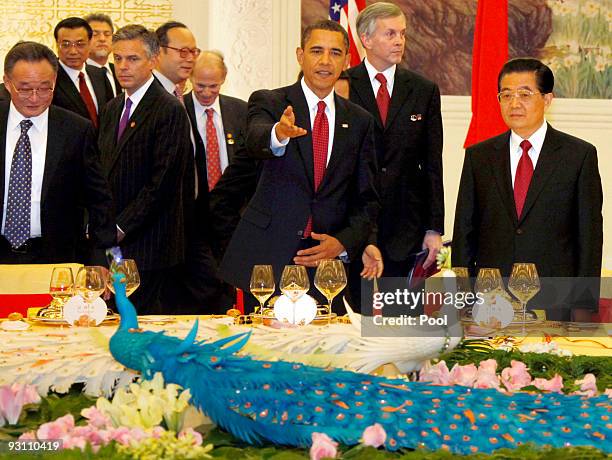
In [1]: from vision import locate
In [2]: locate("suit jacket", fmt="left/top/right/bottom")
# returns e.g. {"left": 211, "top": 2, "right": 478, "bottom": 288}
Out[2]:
{"left": 52, "top": 64, "right": 113, "bottom": 123}
{"left": 108, "top": 62, "right": 121, "bottom": 96}
{"left": 218, "top": 81, "right": 379, "bottom": 290}
{"left": 348, "top": 62, "right": 444, "bottom": 262}
{"left": 98, "top": 80, "right": 192, "bottom": 270}
{"left": 452, "top": 124, "right": 603, "bottom": 279}
{"left": 0, "top": 102, "right": 115, "bottom": 261}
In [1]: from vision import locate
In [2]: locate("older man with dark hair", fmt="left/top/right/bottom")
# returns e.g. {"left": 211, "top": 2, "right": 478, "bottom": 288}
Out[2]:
{"left": 0, "top": 41, "right": 115, "bottom": 263}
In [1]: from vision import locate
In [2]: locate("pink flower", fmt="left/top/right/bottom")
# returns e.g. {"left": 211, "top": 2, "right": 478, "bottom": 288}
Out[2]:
{"left": 574, "top": 374, "right": 598, "bottom": 397}
{"left": 63, "top": 435, "right": 87, "bottom": 450}
{"left": 18, "top": 431, "right": 37, "bottom": 440}
{"left": 151, "top": 426, "right": 165, "bottom": 439}
{"left": 0, "top": 385, "right": 22, "bottom": 425}
{"left": 179, "top": 427, "right": 203, "bottom": 446}
{"left": 109, "top": 426, "right": 133, "bottom": 445}
{"left": 474, "top": 359, "right": 500, "bottom": 389}
{"left": 500, "top": 360, "right": 532, "bottom": 391}
{"left": 361, "top": 423, "right": 386, "bottom": 448}
{"left": 310, "top": 432, "right": 338, "bottom": 460}
{"left": 449, "top": 363, "right": 478, "bottom": 387}
{"left": 533, "top": 374, "right": 563, "bottom": 393}
{"left": 419, "top": 360, "right": 451, "bottom": 385}
{"left": 81, "top": 406, "right": 112, "bottom": 429}
{"left": 36, "top": 414, "right": 75, "bottom": 440}
{"left": 11, "top": 384, "right": 41, "bottom": 405}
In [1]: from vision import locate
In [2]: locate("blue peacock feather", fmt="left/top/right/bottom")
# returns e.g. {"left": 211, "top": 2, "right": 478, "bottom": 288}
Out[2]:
{"left": 108, "top": 271, "right": 612, "bottom": 454}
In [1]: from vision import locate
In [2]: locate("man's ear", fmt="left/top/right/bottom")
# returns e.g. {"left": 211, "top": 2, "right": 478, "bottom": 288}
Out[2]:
{"left": 296, "top": 47, "right": 304, "bottom": 67}
{"left": 543, "top": 92, "right": 554, "bottom": 110}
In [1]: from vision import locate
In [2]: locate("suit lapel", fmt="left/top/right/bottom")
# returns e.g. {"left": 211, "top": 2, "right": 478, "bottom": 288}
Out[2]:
{"left": 57, "top": 66, "right": 86, "bottom": 114}
{"left": 114, "top": 83, "right": 158, "bottom": 155}
{"left": 519, "top": 125, "right": 562, "bottom": 223}
{"left": 219, "top": 95, "right": 236, "bottom": 162}
{"left": 319, "top": 94, "right": 348, "bottom": 192}
{"left": 86, "top": 65, "right": 106, "bottom": 109}
{"left": 286, "top": 83, "right": 314, "bottom": 191}
{"left": 350, "top": 62, "right": 383, "bottom": 130}
{"left": 489, "top": 131, "right": 518, "bottom": 226}
{"left": 0, "top": 105, "right": 8, "bottom": 215}
{"left": 41, "top": 108, "right": 64, "bottom": 205}
{"left": 385, "top": 68, "right": 414, "bottom": 130}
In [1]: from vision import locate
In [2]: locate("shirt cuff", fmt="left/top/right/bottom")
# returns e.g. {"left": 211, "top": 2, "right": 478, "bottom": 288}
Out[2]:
{"left": 270, "top": 123, "right": 289, "bottom": 156}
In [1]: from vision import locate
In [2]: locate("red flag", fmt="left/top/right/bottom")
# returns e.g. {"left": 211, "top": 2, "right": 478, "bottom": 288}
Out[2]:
{"left": 329, "top": 0, "right": 366, "bottom": 67}
{"left": 464, "top": 0, "right": 509, "bottom": 147}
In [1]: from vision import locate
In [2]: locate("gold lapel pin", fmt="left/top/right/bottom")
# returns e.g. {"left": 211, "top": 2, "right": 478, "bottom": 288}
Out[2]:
{"left": 341, "top": 123, "right": 349, "bottom": 128}
{"left": 226, "top": 132, "right": 234, "bottom": 144}
{"left": 130, "top": 121, "right": 136, "bottom": 128}
{"left": 410, "top": 114, "right": 423, "bottom": 121}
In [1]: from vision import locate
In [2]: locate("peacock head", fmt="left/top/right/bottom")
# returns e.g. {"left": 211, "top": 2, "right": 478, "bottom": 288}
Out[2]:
{"left": 112, "top": 271, "right": 139, "bottom": 330}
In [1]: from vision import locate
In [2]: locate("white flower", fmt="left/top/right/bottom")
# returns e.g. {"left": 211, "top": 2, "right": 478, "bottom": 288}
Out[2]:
{"left": 563, "top": 54, "right": 582, "bottom": 67}
{"left": 594, "top": 55, "right": 608, "bottom": 72}
{"left": 581, "top": 1, "right": 600, "bottom": 18}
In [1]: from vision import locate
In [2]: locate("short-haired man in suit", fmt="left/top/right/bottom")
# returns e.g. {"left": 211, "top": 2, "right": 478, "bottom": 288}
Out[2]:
{"left": 85, "top": 13, "right": 121, "bottom": 97}
{"left": 219, "top": 20, "right": 379, "bottom": 303}
{"left": 98, "top": 25, "right": 192, "bottom": 313}
{"left": 348, "top": 2, "right": 444, "bottom": 279}
{"left": 452, "top": 58, "right": 603, "bottom": 322}
{"left": 0, "top": 41, "right": 115, "bottom": 263}
{"left": 52, "top": 17, "right": 114, "bottom": 127}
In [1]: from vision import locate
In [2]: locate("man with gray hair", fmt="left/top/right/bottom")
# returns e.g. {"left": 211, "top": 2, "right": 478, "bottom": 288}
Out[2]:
{"left": 98, "top": 25, "right": 192, "bottom": 313}
{"left": 348, "top": 2, "right": 444, "bottom": 278}
{"left": 85, "top": 13, "right": 120, "bottom": 96}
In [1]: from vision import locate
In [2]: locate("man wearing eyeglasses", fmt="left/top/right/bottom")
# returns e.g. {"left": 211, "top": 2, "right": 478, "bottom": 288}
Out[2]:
{"left": 85, "top": 13, "right": 121, "bottom": 97}
{"left": 0, "top": 41, "right": 115, "bottom": 264}
{"left": 452, "top": 58, "right": 603, "bottom": 322}
{"left": 52, "top": 17, "right": 114, "bottom": 128}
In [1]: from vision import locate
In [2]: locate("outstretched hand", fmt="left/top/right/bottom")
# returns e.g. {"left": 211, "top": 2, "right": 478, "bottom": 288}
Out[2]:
{"left": 361, "top": 244, "right": 384, "bottom": 279}
{"left": 275, "top": 105, "right": 307, "bottom": 141}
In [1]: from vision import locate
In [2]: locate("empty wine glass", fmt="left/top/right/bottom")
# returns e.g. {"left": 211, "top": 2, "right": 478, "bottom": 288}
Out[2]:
{"left": 75, "top": 266, "right": 107, "bottom": 305}
{"left": 250, "top": 265, "right": 275, "bottom": 315}
{"left": 41, "top": 267, "right": 74, "bottom": 319}
{"left": 314, "top": 259, "right": 347, "bottom": 315}
{"left": 508, "top": 263, "right": 540, "bottom": 325}
{"left": 280, "top": 265, "right": 309, "bottom": 324}
{"left": 106, "top": 259, "right": 140, "bottom": 297}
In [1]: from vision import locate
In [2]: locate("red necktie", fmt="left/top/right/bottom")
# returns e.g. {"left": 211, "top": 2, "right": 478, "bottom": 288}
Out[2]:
{"left": 514, "top": 139, "right": 534, "bottom": 218}
{"left": 205, "top": 108, "right": 222, "bottom": 191}
{"left": 174, "top": 84, "right": 184, "bottom": 105}
{"left": 78, "top": 72, "right": 98, "bottom": 128}
{"left": 304, "top": 101, "right": 328, "bottom": 237}
{"left": 375, "top": 73, "right": 390, "bottom": 126}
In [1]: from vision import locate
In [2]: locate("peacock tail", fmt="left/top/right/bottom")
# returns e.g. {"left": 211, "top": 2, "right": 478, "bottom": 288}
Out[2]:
{"left": 108, "top": 271, "right": 612, "bottom": 455}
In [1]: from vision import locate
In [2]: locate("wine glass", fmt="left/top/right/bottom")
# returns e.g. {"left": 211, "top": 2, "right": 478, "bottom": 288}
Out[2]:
{"left": 75, "top": 266, "right": 107, "bottom": 305}
{"left": 280, "top": 265, "right": 309, "bottom": 323}
{"left": 508, "top": 263, "right": 540, "bottom": 325}
{"left": 42, "top": 267, "right": 74, "bottom": 319}
{"left": 314, "top": 259, "right": 347, "bottom": 315}
{"left": 106, "top": 259, "right": 140, "bottom": 297}
{"left": 249, "top": 265, "right": 275, "bottom": 315}
{"left": 474, "top": 268, "right": 504, "bottom": 295}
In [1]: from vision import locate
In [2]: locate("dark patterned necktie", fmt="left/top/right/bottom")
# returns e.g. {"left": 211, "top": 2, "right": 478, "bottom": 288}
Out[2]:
{"left": 4, "top": 119, "right": 33, "bottom": 248}
{"left": 117, "top": 98, "right": 132, "bottom": 141}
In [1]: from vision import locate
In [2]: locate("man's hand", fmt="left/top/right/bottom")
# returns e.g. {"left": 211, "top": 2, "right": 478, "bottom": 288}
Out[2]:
{"left": 422, "top": 232, "right": 443, "bottom": 269}
{"left": 275, "top": 105, "right": 307, "bottom": 142}
{"left": 293, "top": 232, "right": 345, "bottom": 267}
{"left": 361, "top": 244, "right": 383, "bottom": 279}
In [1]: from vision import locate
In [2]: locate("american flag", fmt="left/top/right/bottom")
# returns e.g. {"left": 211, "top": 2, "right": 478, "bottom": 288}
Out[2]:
{"left": 329, "top": 0, "right": 366, "bottom": 67}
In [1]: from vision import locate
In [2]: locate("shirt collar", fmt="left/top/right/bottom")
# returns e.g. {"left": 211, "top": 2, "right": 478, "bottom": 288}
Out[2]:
{"left": 59, "top": 60, "right": 85, "bottom": 81}
{"left": 510, "top": 120, "right": 548, "bottom": 154}
{"left": 153, "top": 69, "right": 176, "bottom": 94}
{"left": 8, "top": 101, "right": 49, "bottom": 133}
{"left": 86, "top": 58, "right": 111, "bottom": 72}
{"left": 364, "top": 58, "right": 396, "bottom": 86}
{"left": 300, "top": 78, "right": 335, "bottom": 115}
{"left": 192, "top": 92, "right": 221, "bottom": 118}
{"left": 125, "top": 75, "right": 155, "bottom": 108}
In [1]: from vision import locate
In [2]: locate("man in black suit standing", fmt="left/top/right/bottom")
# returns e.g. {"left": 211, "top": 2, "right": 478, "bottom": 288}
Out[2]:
{"left": 85, "top": 13, "right": 121, "bottom": 97}
{"left": 348, "top": 2, "right": 444, "bottom": 277}
{"left": 219, "top": 20, "right": 379, "bottom": 299}
{"left": 452, "top": 58, "right": 603, "bottom": 321}
{"left": 98, "top": 25, "right": 192, "bottom": 313}
{"left": 0, "top": 42, "right": 115, "bottom": 263}
{"left": 52, "top": 17, "right": 113, "bottom": 128}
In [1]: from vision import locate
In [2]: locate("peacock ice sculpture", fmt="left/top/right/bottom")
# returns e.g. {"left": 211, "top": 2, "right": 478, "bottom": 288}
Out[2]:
{"left": 108, "top": 262, "right": 611, "bottom": 454}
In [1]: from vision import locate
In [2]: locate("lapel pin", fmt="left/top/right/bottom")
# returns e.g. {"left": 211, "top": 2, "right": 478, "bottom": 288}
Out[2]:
{"left": 130, "top": 121, "right": 136, "bottom": 128}
{"left": 410, "top": 114, "right": 422, "bottom": 121}
{"left": 341, "top": 123, "right": 349, "bottom": 128}
{"left": 226, "top": 132, "right": 235, "bottom": 144}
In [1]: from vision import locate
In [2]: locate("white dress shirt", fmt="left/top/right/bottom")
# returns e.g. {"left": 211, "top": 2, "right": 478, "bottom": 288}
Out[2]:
{"left": 364, "top": 58, "right": 396, "bottom": 97}
{"left": 270, "top": 78, "right": 336, "bottom": 165}
{"left": 87, "top": 58, "right": 118, "bottom": 97}
{"left": 121, "top": 75, "right": 154, "bottom": 116}
{"left": 153, "top": 70, "right": 176, "bottom": 94}
{"left": 59, "top": 61, "right": 99, "bottom": 112}
{"left": 191, "top": 93, "right": 229, "bottom": 172}
{"left": 509, "top": 120, "right": 547, "bottom": 187}
{"left": 2, "top": 103, "right": 49, "bottom": 238}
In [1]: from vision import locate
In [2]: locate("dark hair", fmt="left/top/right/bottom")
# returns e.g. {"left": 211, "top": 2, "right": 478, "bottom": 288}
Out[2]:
{"left": 113, "top": 25, "right": 160, "bottom": 59}
{"left": 301, "top": 19, "right": 349, "bottom": 52}
{"left": 497, "top": 58, "right": 554, "bottom": 94}
{"left": 338, "top": 70, "right": 349, "bottom": 81}
{"left": 84, "top": 13, "right": 114, "bottom": 32}
{"left": 54, "top": 17, "right": 93, "bottom": 41}
{"left": 4, "top": 41, "right": 58, "bottom": 75}
{"left": 155, "top": 21, "right": 188, "bottom": 47}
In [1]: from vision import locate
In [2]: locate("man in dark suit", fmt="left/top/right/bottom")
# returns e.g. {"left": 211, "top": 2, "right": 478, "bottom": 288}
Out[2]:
{"left": 219, "top": 20, "right": 379, "bottom": 300}
{"left": 348, "top": 2, "right": 444, "bottom": 278}
{"left": 452, "top": 58, "right": 603, "bottom": 321}
{"left": 85, "top": 13, "right": 121, "bottom": 97}
{"left": 52, "top": 17, "right": 114, "bottom": 127}
{"left": 98, "top": 25, "right": 192, "bottom": 313}
{"left": 0, "top": 42, "right": 115, "bottom": 263}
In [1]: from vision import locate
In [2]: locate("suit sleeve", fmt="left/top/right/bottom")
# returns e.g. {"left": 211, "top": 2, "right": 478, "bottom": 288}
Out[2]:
{"left": 245, "top": 90, "right": 285, "bottom": 160}
{"left": 451, "top": 149, "right": 477, "bottom": 272}
{"left": 333, "top": 116, "right": 380, "bottom": 261}
{"left": 81, "top": 124, "right": 117, "bottom": 248}
{"left": 116, "top": 104, "right": 191, "bottom": 236}
{"left": 425, "top": 84, "right": 444, "bottom": 234}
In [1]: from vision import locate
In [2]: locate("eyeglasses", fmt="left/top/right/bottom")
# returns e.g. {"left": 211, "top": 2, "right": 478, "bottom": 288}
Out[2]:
{"left": 9, "top": 81, "right": 54, "bottom": 99}
{"left": 161, "top": 45, "right": 201, "bottom": 58}
{"left": 92, "top": 31, "right": 113, "bottom": 37}
{"left": 59, "top": 40, "right": 89, "bottom": 50}
{"left": 497, "top": 89, "right": 543, "bottom": 103}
